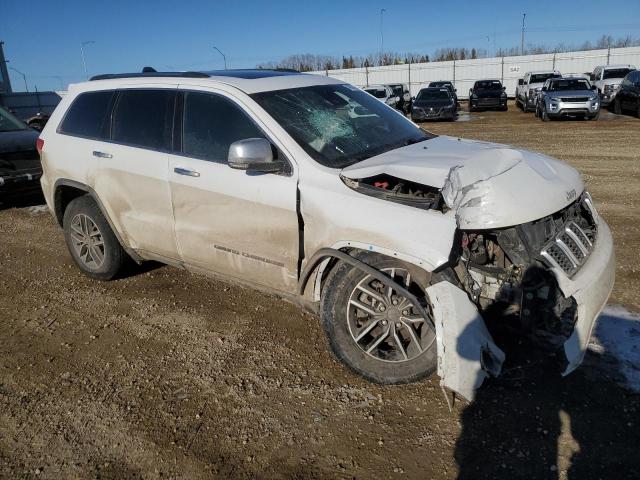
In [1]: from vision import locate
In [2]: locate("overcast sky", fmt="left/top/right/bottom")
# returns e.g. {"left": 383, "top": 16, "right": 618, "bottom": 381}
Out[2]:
{"left": 2, "top": 0, "right": 639, "bottom": 91}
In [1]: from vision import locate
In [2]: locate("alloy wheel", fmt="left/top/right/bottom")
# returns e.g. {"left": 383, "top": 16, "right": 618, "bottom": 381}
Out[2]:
{"left": 346, "top": 268, "right": 435, "bottom": 363}
{"left": 69, "top": 213, "right": 105, "bottom": 269}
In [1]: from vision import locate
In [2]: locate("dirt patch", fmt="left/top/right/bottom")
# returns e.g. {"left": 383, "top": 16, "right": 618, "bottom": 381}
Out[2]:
{"left": 1, "top": 104, "right": 639, "bottom": 479}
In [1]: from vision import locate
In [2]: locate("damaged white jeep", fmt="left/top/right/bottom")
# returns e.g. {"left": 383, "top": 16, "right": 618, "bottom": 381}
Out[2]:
{"left": 39, "top": 69, "right": 615, "bottom": 400}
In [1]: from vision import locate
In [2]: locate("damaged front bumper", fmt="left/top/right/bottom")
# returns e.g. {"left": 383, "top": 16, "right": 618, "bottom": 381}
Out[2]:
{"left": 427, "top": 215, "right": 615, "bottom": 401}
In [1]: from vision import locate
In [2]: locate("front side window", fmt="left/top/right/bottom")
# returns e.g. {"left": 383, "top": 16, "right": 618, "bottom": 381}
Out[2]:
{"left": 59, "top": 91, "right": 114, "bottom": 139}
{"left": 365, "top": 88, "right": 387, "bottom": 99}
{"left": 252, "top": 84, "right": 434, "bottom": 169}
{"left": 111, "top": 90, "right": 175, "bottom": 150}
{"left": 182, "top": 92, "right": 266, "bottom": 162}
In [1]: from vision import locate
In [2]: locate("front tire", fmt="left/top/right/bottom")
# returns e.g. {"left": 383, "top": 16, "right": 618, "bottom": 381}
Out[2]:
{"left": 63, "top": 195, "right": 131, "bottom": 280}
{"left": 613, "top": 98, "right": 622, "bottom": 115}
{"left": 541, "top": 105, "right": 550, "bottom": 122}
{"left": 320, "top": 253, "right": 437, "bottom": 384}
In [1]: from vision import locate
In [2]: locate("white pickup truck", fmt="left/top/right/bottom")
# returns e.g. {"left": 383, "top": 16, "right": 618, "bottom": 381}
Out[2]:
{"left": 515, "top": 70, "right": 562, "bottom": 112}
{"left": 590, "top": 64, "right": 636, "bottom": 106}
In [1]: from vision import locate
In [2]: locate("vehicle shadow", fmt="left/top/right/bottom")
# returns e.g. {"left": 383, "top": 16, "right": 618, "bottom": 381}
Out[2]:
{"left": 0, "top": 190, "right": 45, "bottom": 211}
{"left": 454, "top": 311, "right": 640, "bottom": 479}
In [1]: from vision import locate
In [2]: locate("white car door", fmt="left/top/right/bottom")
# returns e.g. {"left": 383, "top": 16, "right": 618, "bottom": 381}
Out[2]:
{"left": 167, "top": 88, "right": 299, "bottom": 293}
{"left": 93, "top": 86, "right": 180, "bottom": 260}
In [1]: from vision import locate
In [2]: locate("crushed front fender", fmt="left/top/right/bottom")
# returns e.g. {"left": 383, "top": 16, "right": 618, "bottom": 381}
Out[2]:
{"left": 426, "top": 281, "right": 505, "bottom": 401}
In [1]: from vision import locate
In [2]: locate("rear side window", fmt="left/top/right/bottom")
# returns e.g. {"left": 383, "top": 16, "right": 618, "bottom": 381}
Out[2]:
{"left": 182, "top": 92, "right": 265, "bottom": 162}
{"left": 59, "top": 91, "right": 114, "bottom": 139}
{"left": 112, "top": 90, "right": 175, "bottom": 150}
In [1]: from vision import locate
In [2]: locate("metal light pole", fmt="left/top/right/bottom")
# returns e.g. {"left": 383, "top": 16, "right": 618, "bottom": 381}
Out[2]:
{"left": 380, "top": 8, "right": 386, "bottom": 64}
{"left": 9, "top": 66, "right": 28, "bottom": 92}
{"left": 81, "top": 40, "right": 95, "bottom": 79}
{"left": 521, "top": 13, "right": 526, "bottom": 56}
{"left": 213, "top": 46, "right": 227, "bottom": 70}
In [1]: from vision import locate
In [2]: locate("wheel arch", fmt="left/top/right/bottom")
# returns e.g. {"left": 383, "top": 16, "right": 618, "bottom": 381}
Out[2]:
{"left": 53, "top": 179, "right": 143, "bottom": 263}
{"left": 299, "top": 244, "right": 437, "bottom": 318}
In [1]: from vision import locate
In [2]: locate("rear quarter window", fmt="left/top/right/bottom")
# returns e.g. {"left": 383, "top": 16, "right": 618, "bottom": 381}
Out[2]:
{"left": 58, "top": 91, "right": 115, "bottom": 139}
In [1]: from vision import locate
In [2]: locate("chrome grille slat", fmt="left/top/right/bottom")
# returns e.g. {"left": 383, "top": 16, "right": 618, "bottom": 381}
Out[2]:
{"left": 540, "top": 219, "right": 596, "bottom": 277}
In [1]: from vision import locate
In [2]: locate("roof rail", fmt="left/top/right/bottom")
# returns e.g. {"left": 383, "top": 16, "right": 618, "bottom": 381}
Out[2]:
{"left": 89, "top": 71, "right": 210, "bottom": 81}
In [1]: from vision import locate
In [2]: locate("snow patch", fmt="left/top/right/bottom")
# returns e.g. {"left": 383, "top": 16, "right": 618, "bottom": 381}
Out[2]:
{"left": 589, "top": 305, "right": 640, "bottom": 393}
{"left": 28, "top": 205, "right": 48, "bottom": 215}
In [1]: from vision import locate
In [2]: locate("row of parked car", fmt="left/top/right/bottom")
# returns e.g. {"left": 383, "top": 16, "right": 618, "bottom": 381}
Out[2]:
{"left": 362, "top": 63, "right": 640, "bottom": 123}
{"left": 515, "top": 64, "right": 640, "bottom": 121}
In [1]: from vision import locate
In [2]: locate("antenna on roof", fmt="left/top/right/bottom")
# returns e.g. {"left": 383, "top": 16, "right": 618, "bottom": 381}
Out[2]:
{"left": 142, "top": 66, "right": 157, "bottom": 73}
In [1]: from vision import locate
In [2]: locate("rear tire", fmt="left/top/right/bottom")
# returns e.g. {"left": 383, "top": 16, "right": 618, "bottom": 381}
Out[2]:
{"left": 63, "top": 195, "right": 131, "bottom": 280}
{"left": 320, "top": 252, "right": 437, "bottom": 384}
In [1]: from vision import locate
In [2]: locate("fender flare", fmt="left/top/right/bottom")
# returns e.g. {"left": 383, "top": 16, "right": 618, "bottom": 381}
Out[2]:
{"left": 298, "top": 247, "right": 434, "bottom": 328}
{"left": 52, "top": 178, "right": 143, "bottom": 263}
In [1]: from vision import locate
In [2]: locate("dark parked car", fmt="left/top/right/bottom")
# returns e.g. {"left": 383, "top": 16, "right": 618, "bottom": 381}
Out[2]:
{"left": 411, "top": 87, "right": 456, "bottom": 121}
{"left": 469, "top": 80, "right": 508, "bottom": 111}
{"left": 428, "top": 81, "right": 459, "bottom": 110}
{"left": 0, "top": 106, "right": 42, "bottom": 199}
{"left": 613, "top": 70, "right": 640, "bottom": 118}
{"left": 386, "top": 83, "right": 412, "bottom": 114}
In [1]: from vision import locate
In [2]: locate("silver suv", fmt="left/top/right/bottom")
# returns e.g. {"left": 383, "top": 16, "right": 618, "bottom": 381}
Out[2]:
{"left": 38, "top": 69, "right": 615, "bottom": 400}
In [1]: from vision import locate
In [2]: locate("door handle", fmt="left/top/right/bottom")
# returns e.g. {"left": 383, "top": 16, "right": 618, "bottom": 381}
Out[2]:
{"left": 93, "top": 151, "right": 113, "bottom": 159}
{"left": 174, "top": 167, "right": 200, "bottom": 177}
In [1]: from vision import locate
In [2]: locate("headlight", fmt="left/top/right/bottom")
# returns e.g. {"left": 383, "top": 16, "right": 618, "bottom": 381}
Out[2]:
{"left": 551, "top": 97, "right": 561, "bottom": 102}
{"left": 500, "top": 92, "right": 507, "bottom": 98}
{"left": 472, "top": 93, "right": 478, "bottom": 99}
{"left": 604, "top": 84, "right": 615, "bottom": 93}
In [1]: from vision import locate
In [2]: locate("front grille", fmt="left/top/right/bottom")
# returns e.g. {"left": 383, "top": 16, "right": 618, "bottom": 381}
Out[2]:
{"left": 560, "top": 97, "right": 590, "bottom": 102}
{"left": 541, "top": 220, "right": 595, "bottom": 277}
{"left": 478, "top": 98, "right": 500, "bottom": 106}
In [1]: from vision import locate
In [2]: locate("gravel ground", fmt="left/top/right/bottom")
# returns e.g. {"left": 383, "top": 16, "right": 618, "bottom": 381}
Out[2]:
{"left": 1, "top": 103, "right": 639, "bottom": 479}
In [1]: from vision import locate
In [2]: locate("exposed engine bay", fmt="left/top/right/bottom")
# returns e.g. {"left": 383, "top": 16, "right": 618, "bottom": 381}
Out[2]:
{"left": 341, "top": 173, "right": 445, "bottom": 211}
{"left": 448, "top": 194, "right": 599, "bottom": 359}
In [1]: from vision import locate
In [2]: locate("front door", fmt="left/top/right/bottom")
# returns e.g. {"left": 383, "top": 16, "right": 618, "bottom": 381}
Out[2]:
{"left": 167, "top": 90, "right": 299, "bottom": 293}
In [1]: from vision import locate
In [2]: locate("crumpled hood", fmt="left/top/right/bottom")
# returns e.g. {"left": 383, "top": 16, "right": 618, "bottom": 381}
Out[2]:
{"left": 341, "top": 135, "right": 584, "bottom": 229}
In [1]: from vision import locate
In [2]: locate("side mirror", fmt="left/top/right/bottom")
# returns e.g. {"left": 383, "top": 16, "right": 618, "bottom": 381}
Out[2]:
{"left": 518, "top": 79, "right": 524, "bottom": 86}
{"left": 541, "top": 86, "right": 548, "bottom": 92}
{"left": 591, "top": 85, "right": 597, "bottom": 91}
{"left": 228, "top": 138, "right": 283, "bottom": 173}
{"left": 502, "top": 86, "right": 506, "bottom": 91}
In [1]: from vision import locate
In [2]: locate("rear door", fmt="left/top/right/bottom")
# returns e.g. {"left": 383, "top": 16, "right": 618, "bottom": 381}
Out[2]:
{"left": 93, "top": 86, "right": 179, "bottom": 260}
{"left": 167, "top": 88, "right": 299, "bottom": 292}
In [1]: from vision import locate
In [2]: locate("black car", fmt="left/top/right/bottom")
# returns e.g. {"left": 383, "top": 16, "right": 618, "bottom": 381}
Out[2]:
{"left": 0, "top": 106, "right": 42, "bottom": 199}
{"left": 428, "top": 81, "right": 459, "bottom": 110}
{"left": 469, "top": 80, "right": 508, "bottom": 111}
{"left": 386, "top": 83, "right": 412, "bottom": 114}
{"left": 411, "top": 87, "right": 456, "bottom": 121}
{"left": 613, "top": 70, "right": 640, "bottom": 118}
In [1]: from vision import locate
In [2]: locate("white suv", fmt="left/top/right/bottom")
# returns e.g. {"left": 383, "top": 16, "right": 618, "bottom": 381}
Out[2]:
{"left": 38, "top": 69, "right": 615, "bottom": 400}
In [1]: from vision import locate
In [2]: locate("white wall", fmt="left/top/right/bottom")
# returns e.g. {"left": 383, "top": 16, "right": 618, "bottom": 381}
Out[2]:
{"left": 310, "top": 46, "right": 640, "bottom": 99}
